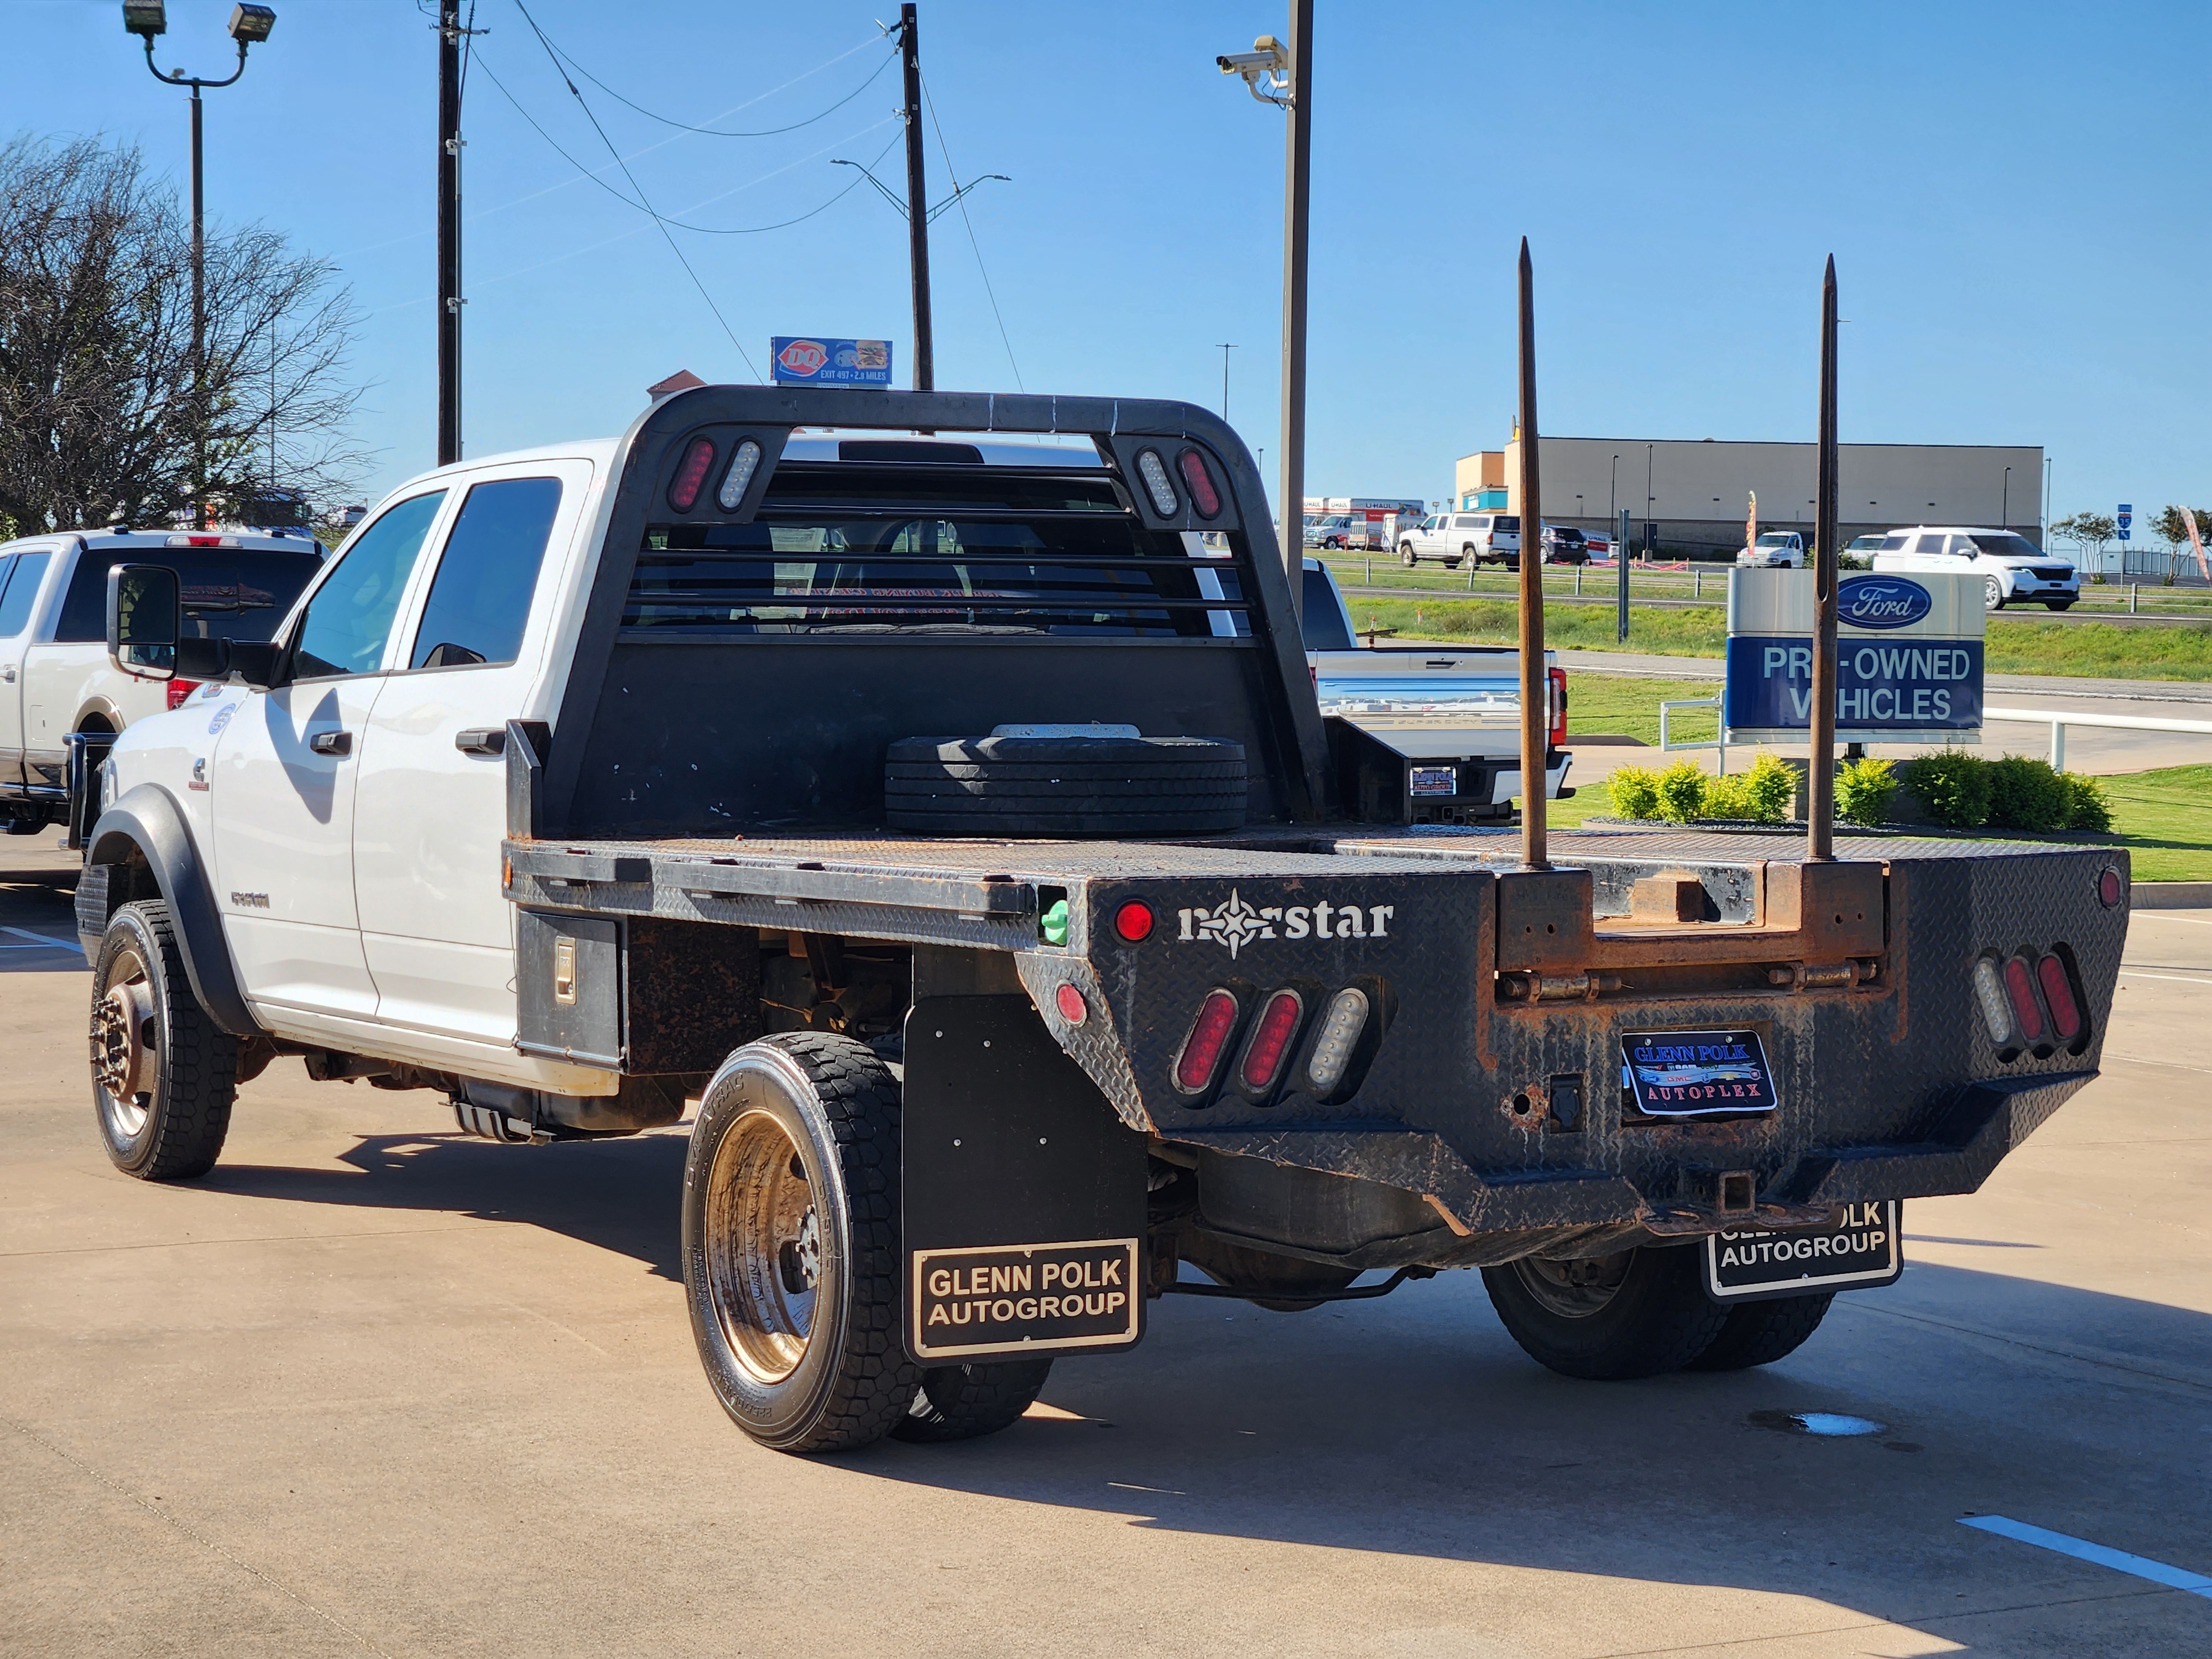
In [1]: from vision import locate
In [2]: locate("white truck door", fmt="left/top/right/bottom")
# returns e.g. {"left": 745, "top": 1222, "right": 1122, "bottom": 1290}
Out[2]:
{"left": 210, "top": 490, "right": 450, "bottom": 1018}
{"left": 351, "top": 464, "right": 586, "bottom": 1044}
{"left": 0, "top": 550, "right": 55, "bottom": 792}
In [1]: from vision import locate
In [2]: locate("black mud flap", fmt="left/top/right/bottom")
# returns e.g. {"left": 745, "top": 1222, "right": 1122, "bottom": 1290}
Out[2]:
{"left": 1702, "top": 1201, "right": 1903, "bottom": 1303}
{"left": 902, "top": 994, "right": 1148, "bottom": 1365}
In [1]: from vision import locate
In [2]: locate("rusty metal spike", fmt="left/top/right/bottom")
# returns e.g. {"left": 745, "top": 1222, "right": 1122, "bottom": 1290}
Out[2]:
{"left": 1517, "top": 237, "right": 1548, "bottom": 871}
{"left": 1808, "top": 254, "right": 1840, "bottom": 860}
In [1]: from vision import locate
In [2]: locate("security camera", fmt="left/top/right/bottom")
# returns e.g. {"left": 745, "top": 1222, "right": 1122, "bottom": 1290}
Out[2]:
{"left": 1217, "top": 35, "right": 1287, "bottom": 75}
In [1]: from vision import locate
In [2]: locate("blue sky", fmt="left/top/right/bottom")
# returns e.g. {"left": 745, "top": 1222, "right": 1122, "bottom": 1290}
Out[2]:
{"left": 13, "top": 1, "right": 2207, "bottom": 528}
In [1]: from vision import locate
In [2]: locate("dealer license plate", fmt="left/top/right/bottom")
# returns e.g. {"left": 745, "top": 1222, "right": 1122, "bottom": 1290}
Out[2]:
{"left": 1410, "top": 765, "right": 1458, "bottom": 797}
{"left": 910, "top": 1238, "right": 1140, "bottom": 1362}
{"left": 1620, "top": 1027, "right": 1778, "bottom": 1117}
{"left": 1703, "top": 1201, "right": 1903, "bottom": 1303}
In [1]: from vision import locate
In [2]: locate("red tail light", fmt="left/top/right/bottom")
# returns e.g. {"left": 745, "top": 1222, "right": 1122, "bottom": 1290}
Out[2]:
{"left": 1239, "top": 989, "right": 1304, "bottom": 1091}
{"left": 166, "top": 679, "right": 201, "bottom": 709}
{"left": 1174, "top": 989, "right": 1240, "bottom": 1094}
{"left": 667, "top": 437, "right": 717, "bottom": 512}
{"left": 1113, "top": 900, "right": 1155, "bottom": 943}
{"left": 1548, "top": 666, "right": 1568, "bottom": 746}
{"left": 1177, "top": 449, "right": 1222, "bottom": 518}
{"left": 2000, "top": 956, "right": 2046, "bottom": 1045}
{"left": 2037, "top": 953, "right": 2082, "bottom": 1044}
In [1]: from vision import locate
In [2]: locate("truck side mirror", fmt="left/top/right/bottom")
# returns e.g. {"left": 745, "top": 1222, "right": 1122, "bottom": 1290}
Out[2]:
{"left": 107, "top": 564, "right": 179, "bottom": 680}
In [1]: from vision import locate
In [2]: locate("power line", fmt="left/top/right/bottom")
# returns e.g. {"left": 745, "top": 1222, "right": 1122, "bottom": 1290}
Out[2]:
{"left": 919, "top": 74, "right": 1022, "bottom": 392}
{"left": 473, "top": 51, "right": 894, "bottom": 234}
{"left": 541, "top": 35, "right": 899, "bottom": 138}
{"left": 510, "top": 0, "right": 759, "bottom": 377}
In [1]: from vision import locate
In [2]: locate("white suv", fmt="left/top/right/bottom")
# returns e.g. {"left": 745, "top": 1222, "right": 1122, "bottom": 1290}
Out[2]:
{"left": 1870, "top": 526, "right": 2078, "bottom": 611}
{"left": 1397, "top": 511, "right": 1520, "bottom": 569}
{"left": 0, "top": 529, "right": 323, "bottom": 832}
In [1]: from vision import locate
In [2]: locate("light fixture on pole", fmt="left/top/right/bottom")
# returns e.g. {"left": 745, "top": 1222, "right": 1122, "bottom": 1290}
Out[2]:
{"left": 1217, "top": 15, "right": 1310, "bottom": 619}
{"left": 125, "top": 1, "right": 278, "bottom": 528}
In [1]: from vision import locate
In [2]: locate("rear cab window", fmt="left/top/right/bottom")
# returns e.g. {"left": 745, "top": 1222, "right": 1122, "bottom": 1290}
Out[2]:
{"left": 52, "top": 545, "right": 322, "bottom": 645}
{"left": 406, "top": 477, "right": 564, "bottom": 669}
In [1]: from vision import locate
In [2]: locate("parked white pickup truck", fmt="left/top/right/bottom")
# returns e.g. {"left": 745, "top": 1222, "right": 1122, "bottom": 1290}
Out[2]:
{"left": 1301, "top": 559, "right": 1569, "bottom": 820}
{"left": 0, "top": 529, "right": 322, "bottom": 833}
{"left": 1395, "top": 510, "right": 1520, "bottom": 570}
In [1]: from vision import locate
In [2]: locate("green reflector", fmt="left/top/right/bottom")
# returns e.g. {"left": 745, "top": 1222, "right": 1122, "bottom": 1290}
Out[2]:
{"left": 1040, "top": 898, "right": 1070, "bottom": 946}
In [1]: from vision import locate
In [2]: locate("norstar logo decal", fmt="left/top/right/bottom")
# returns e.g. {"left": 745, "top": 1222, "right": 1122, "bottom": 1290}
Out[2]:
{"left": 1838, "top": 576, "right": 1933, "bottom": 630}
{"left": 1177, "top": 889, "right": 1393, "bottom": 958}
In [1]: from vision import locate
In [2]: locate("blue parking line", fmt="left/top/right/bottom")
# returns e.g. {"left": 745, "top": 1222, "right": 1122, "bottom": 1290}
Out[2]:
{"left": 1960, "top": 1516, "right": 2212, "bottom": 1599}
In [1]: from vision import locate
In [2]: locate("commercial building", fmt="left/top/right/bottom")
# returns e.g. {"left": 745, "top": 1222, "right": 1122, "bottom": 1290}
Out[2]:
{"left": 1453, "top": 436, "right": 2045, "bottom": 555}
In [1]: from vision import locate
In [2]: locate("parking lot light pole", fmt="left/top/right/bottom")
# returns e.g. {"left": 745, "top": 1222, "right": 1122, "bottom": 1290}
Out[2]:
{"left": 2002, "top": 465, "right": 2011, "bottom": 532}
{"left": 126, "top": 2, "right": 277, "bottom": 529}
{"left": 1218, "top": 10, "right": 1308, "bottom": 619}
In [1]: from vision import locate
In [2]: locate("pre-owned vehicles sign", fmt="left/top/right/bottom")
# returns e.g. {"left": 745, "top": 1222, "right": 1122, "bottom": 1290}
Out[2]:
{"left": 1723, "top": 570, "right": 1985, "bottom": 744}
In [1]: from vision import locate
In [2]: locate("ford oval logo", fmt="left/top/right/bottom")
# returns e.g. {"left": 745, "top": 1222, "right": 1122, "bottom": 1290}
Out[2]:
{"left": 1838, "top": 575, "right": 1932, "bottom": 630}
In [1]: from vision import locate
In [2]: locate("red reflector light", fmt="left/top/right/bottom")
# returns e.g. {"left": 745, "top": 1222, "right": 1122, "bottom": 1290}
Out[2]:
{"left": 1548, "top": 666, "right": 1568, "bottom": 746}
{"left": 1113, "top": 900, "right": 1154, "bottom": 943}
{"left": 189, "top": 535, "right": 221, "bottom": 546}
{"left": 1054, "top": 982, "right": 1088, "bottom": 1025}
{"left": 2001, "top": 956, "right": 2046, "bottom": 1045}
{"left": 166, "top": 679, "right": 201, "bottom": 710}
{"left": 2037, "top": 954, "right": 2081, "bottom": 1043}
{"left": 668, "top": 437, "right": 717, "bottom": 512}
{"left": 1239, "top": 989, "right": 1304, "bottom": 1091}
{"left": 1174, "top": 989, "right": 1239, "bottom": 1094}
{"left": 2098, "top": 867, "right": 2123, "bottom": 909}
{"left": 1177, "top": 449, "right": 1222, "bottom": 518}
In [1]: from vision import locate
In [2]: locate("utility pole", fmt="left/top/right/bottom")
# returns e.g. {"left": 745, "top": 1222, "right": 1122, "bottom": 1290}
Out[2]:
{"left": 1216, "top": 342, "right": 1236, "bottom": 421}
{"left": 1807, "top": 257, "right": 1841, "bottom": 862}
{"left": 437, "top": 0, "right": 465, "bottom": 465}
{"left": 900, "top": 4, "right": 933, "bottom": 392}
{"left": 1515, "top": 240, "right": 1547, "bottom": 872}
{"left": 1279, "top": 0, "right": 1313, "bottom": 619}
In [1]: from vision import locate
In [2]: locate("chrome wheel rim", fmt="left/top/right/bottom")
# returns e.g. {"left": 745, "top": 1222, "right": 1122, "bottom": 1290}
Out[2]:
{"left": 703, "top": 1107, "right": 821, "bottom": 1384}
{"left": 90, "top": 945, "right": 158, "bottom": 1140}
{"left": 1511, "top": 1251, "right": 1634, "bottom": 1318}
{"left": 1985, "top": 575, "right": 2002, "bottom": 608}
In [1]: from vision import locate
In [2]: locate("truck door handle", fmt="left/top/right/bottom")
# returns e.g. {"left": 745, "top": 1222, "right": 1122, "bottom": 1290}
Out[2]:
{"left": 454, "top": 727, "right": 507, "bottom": 756}
{"left": 309, "top": 730, "right": 352, "bottom": 757}
{"left": 1, "top": 665, "right": 14, "bottom": 682}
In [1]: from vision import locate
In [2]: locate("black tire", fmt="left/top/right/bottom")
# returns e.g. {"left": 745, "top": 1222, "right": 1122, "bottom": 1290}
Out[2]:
{"left": 1400, "top": 544, "right": 1419, "bottom": 567}
{"left": 1483, "top": 1245, "right": 1729, "bottom": 1380}
{"left": 89, "top": 900, "right": 237, "bottom": 1180}
{"left": 885, "top": 735, "right": 1246, "bottom": 837}
{"left": 891, "top": 1359, "right": 1054, "bottom": 1443}
{"left": 682, "top": 1033, "right": 919, "bottom": 1452}
{"left": 1685, "top": 1293, "right": 1835, "bottom": 1371}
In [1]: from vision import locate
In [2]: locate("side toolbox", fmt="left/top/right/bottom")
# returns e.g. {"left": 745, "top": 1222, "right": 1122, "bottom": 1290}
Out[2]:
{"left": 517, "top": 909, "right": 761, "bottom": 1072}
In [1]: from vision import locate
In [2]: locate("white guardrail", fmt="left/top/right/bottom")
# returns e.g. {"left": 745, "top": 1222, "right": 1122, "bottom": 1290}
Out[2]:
{"left": 1984, "top": 706, "right": 2212, "bottom": 770}
{"left": 1657, "top": 698, "right": 2212, "bottom": 771}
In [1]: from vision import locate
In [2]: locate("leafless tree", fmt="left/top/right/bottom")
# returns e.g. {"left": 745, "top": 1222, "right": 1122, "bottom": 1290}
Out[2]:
{"left": 0, "top": 134, "right": 368, "bottom": 538}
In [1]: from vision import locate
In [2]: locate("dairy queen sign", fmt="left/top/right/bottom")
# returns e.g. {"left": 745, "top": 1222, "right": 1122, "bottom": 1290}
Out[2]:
{"left": 1723, "top": 568, "right": 1985, "bottom": 744}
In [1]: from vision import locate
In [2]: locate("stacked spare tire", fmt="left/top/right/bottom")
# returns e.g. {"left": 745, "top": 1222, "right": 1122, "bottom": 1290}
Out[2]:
{"left": 884, "top": 733, "right": 1247, "bottom": 838}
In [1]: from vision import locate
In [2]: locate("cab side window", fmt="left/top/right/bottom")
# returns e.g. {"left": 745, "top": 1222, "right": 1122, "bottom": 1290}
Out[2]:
{"left": 293, "top": 493, "right": 447, "bottom": 679}
{"left": 0, "top": 552, "right": 52, "bottom": 638}
{"left": 407, "top": 477, "right": 563, "bottom": 670}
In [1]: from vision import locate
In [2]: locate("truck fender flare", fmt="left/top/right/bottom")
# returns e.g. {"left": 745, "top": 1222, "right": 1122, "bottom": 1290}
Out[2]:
{"left": 85, "top": 785, "right": 263, "bottom": 1037}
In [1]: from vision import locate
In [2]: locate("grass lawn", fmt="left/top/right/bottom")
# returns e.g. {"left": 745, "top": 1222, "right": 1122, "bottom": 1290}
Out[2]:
{"left": 1347, "top": 596, "right": 2212, "bottom": 681}
{"left": 2095, "top": 764, "right": 2212, "bottom": 881}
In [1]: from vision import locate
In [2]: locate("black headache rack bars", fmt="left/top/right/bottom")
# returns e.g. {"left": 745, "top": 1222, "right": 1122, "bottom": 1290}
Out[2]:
{"left": 535, "top": 385, "right": 1334, "bottom": 841}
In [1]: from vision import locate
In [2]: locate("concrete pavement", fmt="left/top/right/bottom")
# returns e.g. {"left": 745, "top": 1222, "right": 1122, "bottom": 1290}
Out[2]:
{"left": 4, "top": 835, "right": 2210, "bottom": 1656}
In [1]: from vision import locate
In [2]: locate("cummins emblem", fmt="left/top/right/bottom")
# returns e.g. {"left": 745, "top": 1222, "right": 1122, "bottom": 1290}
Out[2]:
{"left": 1177, "top": 889, "right": 1392, "bottom": 958}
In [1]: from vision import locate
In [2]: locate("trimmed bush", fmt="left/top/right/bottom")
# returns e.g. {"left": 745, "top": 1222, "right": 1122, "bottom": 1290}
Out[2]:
{"left": 1988, "top": 756, "right": 2072, "bottom": 832}
{"left": 1739, "top": 752, "right": 1797, "bottom": 823}
{"left": 1701, "top": 774, "right": 1751, "bottom": 821}
{"left": 1903, "top": 750, "right": 1992, "bottom": 828}
{"left": 1835, "top": 756, "right": 1898, "bottom": 826}
{"left": 1606, "top": 765, "right": 1661, "bottom": 820}
{"left": 2061, "top": 771, "right": 2114, "bottom": 832}
{"left": 1656, "top": 760, "right": 1708, "bottom": 823}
